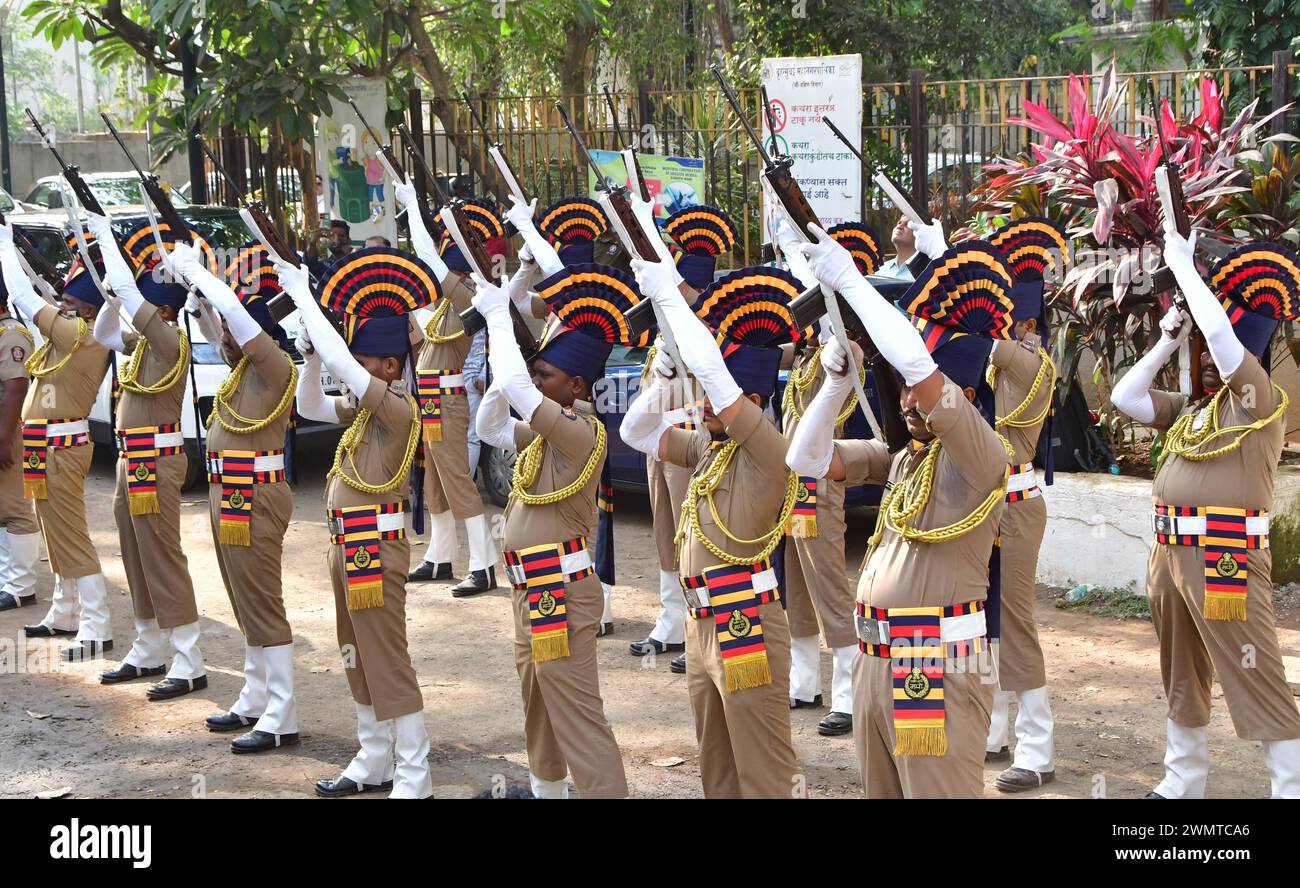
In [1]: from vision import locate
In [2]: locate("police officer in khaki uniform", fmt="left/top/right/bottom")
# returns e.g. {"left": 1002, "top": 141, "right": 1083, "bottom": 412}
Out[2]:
{"left": 0, "top": 277, "right": 40, "bottom": 612}
{"left": 776, "top": 218, "right": 884, "bottom": 736}
{"left": 472, "top": 263, "right": 633, "bottom": 799}
{"left": 396, "top": 182, "right": 497, "bottom": 596}
{"left": 1111, "top": 223, "right": 1300, "bottom": 799}
{"left": 982, "top": 217, "right": 1070, "bottom": 791}
{"left": 624, "top": 258, "right": 804, "bottom": 799}
{"left": 282, "top": 247, "right": 436, "bottom": 799}
{"left": 173, "top": 243, "right": 300, "bottom": 753}
{"left": 790, "top": 231, "right": 1015, "bottom": 799}
{"left": 0, "top": 224, "right": 113, "bottom": 660}
{"left": 88, "top": 215, "right": 206, "bottom": 699}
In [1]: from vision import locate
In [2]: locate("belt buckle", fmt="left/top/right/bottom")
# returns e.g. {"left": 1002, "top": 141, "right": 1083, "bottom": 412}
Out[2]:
{"left": 855, "top": 613, "right": 886, "bottom": 646}
{"left": 1153, "top": 513, "right": 1173, "bottom": 535}
{"left": 683, "top": 587, "right": 702, "bottom": 611}
{"left": 327, "top": 515, "right": 343, "bottom": 537}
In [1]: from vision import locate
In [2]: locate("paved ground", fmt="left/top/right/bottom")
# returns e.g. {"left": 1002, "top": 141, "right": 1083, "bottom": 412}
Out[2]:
{"left": 1, "top": 434, "right": 1297, "bottom": 798}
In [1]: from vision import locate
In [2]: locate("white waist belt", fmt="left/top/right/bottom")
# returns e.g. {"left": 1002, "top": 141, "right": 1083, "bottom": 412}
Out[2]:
{"left": 1006, "top": 465, "right": 1038, "bottom": 493}
{"left": 208, "top": 453, "right": 286, "bottom": 474}
{"left": 328, "top": 508, "right": 406, "bottom": 538}
{"left": 433, "top": 373, "right": 465, "bottom": 388}
{"left": 45, "top": 420, "right": 90, "bottom": 437}
{"left": 504, "top": 546, "right": 593, "bottom": 587}
{"left": 683, "top": 567, "right": 778, "bottom": 611}
{"left": 116, "top": 430, "right": 184, "bottom": 450}
{"left": 1152, "top": 511, "right": 1270, "bottom": 540}
{"left": 854, "top": 609, "right": 988, "bottom": 648}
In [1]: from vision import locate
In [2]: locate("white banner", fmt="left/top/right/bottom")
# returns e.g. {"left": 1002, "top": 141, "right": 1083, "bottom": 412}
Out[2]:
{"left": 759, "top": 54, "right": 862, "bottom": 245}
{"left": 315, "top": 76, "right": 398, "bottom": 248}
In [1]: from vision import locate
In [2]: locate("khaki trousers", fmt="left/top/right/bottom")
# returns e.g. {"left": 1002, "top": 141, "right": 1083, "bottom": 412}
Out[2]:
{"left": 112, "top": 451, "right": 198, "bottom": 628}
{"left": 423, "top": 393, "right": 484, "bottom": 519}
{"left": 997, "top": 496, "right": 1048, "bottom": 691}
{"left": 34, "top": 444, "right": 100, "bottom": 579}
{"left": 784, "top": 478, "right": 857, "bottom": 649}
{"left": 209, "top": 480, "right": 293, "bottom": 647}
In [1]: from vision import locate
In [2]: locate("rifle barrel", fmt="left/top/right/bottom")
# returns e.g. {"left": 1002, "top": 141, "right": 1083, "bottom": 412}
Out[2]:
{"left": 100, "top": 112, "right": 149, "bottom": 179}
{"left": 822, "top": 115, "right": 865, "bottom": 163}
{"left": 397, "top": 123, "right": 450, "bottom": 207}
{"left": 555, "top": 102, "right": 612, "bottom": 191}
{"left": 709, "top": 65, "right": 773, "bottom": 168}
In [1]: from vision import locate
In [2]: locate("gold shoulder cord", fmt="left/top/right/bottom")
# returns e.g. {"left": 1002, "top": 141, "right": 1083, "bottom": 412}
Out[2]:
{"left": 328, "top": 393, "right": 421, "bottom": 494}
{"left": 4, "top": 322, "right": 35, "bottom": 348}
{"left": 1159, "top": 382, "right": 1289, "bottom": 468}
{"left": 424, "top": 298, "right": 464, "bottom": 345}
{"left": 207, "top": 351, "right": 299, "bottom": 434}
{"left": 782, "top": 345, "right": 863, "bottom": 427}
{"left": 676, "top": 439, "right": 800, "bottom": 565}
{"left": 511, "top": 416, "right": 607, "bottom": 505}
{"left": 25, "top": 317, "right": 88, "bottom": 379}
{"left": 118, "top": 330, "right": 191, "bottom": 395}
{"left": 988, "top": 346, "right": 1056, "bottom": 429}
{"left": 866, "top": 433, "right": 1016, "bottom": 557}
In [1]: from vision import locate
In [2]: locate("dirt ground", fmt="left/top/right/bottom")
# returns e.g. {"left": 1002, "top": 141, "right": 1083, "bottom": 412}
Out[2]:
{"left": 1, "top": 434, "right": 1298, "bottom": 800}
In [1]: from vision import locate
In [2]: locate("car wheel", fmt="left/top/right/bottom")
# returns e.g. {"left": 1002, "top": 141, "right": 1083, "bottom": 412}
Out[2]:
{"left": 481, "top": 444, "right": 516, "bottom": 508}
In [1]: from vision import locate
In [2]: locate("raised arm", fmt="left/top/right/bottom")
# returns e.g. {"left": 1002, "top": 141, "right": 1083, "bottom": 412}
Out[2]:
{"left": 620, "top": 348, "right": 676, "bottom": 460}
{"left": 474, "top": 383, "right": 520, "bottom": 450}
{"left": 170, "top": 243, "right": 263, "bottom": 348}
{"left": 1111, "top": 307, "right": 1192, "bottom": 425}
{"left": 776, "top": 218, "right": 818, "bottom": 289}
{"left": 503, "top": 196, "right": 563, "bottom": 278}
{"left": 786, "top": 337, "right": 858, "bottom": 481}
{"left": 273, "top": 259, "right": 372, "bottom": 397}
{"left": 470, "top": 275, "right": 543, "bottom": 422}
{"left": 0, "top": 225, "right": 56, "bottom": 325}
{"left": 294, "top": 349, "right": 338, "bottom": 423}
{"left": 394, "top": 180, "right": 450, "bottom": 283}
{"left": 799, "top": 224, "right": 942, "bottom": 409}
{"left": 85, "top": 211, "right": 146, "bottom": 318}
{"left": 1161, "top": 225, "right": 1243, "bottom": 379}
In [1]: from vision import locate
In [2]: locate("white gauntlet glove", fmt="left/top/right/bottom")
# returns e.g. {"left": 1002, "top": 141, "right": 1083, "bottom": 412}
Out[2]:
{"left": 908, "top": 218, "right": 948, "bottom": 259}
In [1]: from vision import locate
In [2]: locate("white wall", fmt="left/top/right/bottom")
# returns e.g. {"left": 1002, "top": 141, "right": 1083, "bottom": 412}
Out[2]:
{"left": 8, "top": 133, "right": 192, "bottom": 200}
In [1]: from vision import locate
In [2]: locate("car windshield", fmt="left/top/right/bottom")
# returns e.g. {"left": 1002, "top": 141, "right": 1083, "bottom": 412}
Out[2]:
{"left": 89, "top": 177, "right": 190, "bottom": 207}
{"left": 0, "top": 190, "right": 13, "bottom": 213}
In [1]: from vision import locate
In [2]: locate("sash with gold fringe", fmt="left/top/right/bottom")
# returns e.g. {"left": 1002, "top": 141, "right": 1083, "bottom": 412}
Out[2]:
{"left": 889, "top": 608, "right": 947, "bottom": 757}
{"left": 697, "top": 562, "right": 773, "bottom": 692}
{"left": 416, "top": 369, "right": 466, "bottom": 443}
{"left": 787, "top": 476, "right": 819, "bottom": 538}
{"left": 209, "top": 449, "right": 288, "bottom": 546}
{"left": 503, "top": 538, "right": 594, "bottom": 663}
{"left": 329, "top": 503, "right": 407, "bottom": 610}
{"left": 118, "top": 424, "right": 183, "bottom": 515}
{"left": 1203, "top": 507, "right": 1253, "bottom": 622}
{"left": 22, "top": 421, "right": 48, "bottom": 500}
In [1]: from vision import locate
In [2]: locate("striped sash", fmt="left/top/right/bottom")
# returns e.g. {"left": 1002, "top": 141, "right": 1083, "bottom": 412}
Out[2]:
{"left": 328, "top": 502, "right": 407, "bottom": 610}
{"left": 503, "top": 537, "right": 593, "bottom": 664}
{"left": 416, "top": 369, "right": 466, "bottom": 443}
{"left": 22, "top": 418, "right": 90, "bottom": 500}
{"left": 786, "top": 476, "right": 819, "bottom": 538}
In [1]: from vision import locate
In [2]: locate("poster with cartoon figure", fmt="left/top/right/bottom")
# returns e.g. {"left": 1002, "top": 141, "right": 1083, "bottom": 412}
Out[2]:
{"left": 315, "top": 77, "right": 397, "bottom": 245}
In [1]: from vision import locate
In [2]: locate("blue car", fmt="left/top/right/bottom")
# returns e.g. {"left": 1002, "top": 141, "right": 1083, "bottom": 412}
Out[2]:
{"left": 479, "top": 343, "right": 888, "bottom": 510}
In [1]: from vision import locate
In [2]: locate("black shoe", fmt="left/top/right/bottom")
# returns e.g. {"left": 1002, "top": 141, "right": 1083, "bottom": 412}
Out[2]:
{"left": 146, "top": 675, "right": 208, "bottom": 701}
{"left": 996, "top": 767, "right": 1056, "bottom": 793}
{"left": 408, "top": 561, "right": 453, "bottom": 582}
{"left": 205, "top": 711, "right": 260, "bottom": 733}
{"left": 61, "top": 639, "right": 112, "bottom": 662}
{"left": 790, "top": 694, "right": 824, "bottom": 710}
{"left": 669, "top": 653, "right": 686, "bottom": 674}
{"left": 1144, "top": 790, "right": 1166, "bottom": 799}
{"left": 25, "top": 623, "right": 76, "bottom": 638}
{"left": 451, "top": 567, "right": 497, "bottom": 597}
{"left": 985, "top": 745, "right": 1010, "bottom": 764}
{"left": 597, "top": 621, "right": 615, "bottom": 638}
{"left": 628, "top": 637, "right": 685, "bottom": 656}
{"left": 818, "top": 711, "right": 853, "bottom": 736}
{"left": 231, "top": 729, "right": 300, "bottom": 754}
{"left": 0, "top": 592, "right": 35, "bottom": 611}
{"left": 314, "top": 775, "right": 394, "bottom": 798}
{"left": 100, "top": 662, "right": 166, "bottom": 684}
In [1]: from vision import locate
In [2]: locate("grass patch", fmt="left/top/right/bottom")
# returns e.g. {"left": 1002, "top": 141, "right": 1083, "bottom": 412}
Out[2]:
{"left": 1054, "top": 580, "right": 1150, "bottom": 620}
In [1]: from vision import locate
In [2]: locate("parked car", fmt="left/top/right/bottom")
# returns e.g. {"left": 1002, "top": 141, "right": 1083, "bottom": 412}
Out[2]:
{"left": 23, "top": 173, "right": 191, "bottom": 211}
{"left": 477, "top": 273, "right": 916, "bottom": 509}
{"left": 8, "top": 204, "right": 336, "bottom": 489}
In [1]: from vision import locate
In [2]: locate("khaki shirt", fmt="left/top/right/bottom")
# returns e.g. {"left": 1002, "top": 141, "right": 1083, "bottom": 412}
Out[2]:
{"left": 325, "top": 376, "right": 419, "bottom": 511}
{"left": 991, "top": 334, "right": 1051, "bottom": 465}
{"left": 22, "top": 306, "right": 110, "bottom": 421}
{"left": 781, "top": 344, "right": 854, "bottom": 445}
{"left": 838, "top": 377, "right": 1009, "bottom": 610}
{"left": 0, "top": 313, "right": 32, "bottom": 385}
{"left": 207, "top": 331, "right": 296, "bottom": 455}
{"left": 1149, "top": 351, "right": 1281, "bottom": 512}
{"left": 666, "top": 397, "right": 790, "bottom": 578}
{"left": 502, "top": 398, "right": 603, "bottom": 551}
{"left": 116, "top": 302, "right": 187, "bottom": 430}
{"left": 415, "top": 272, "right": 474, "bottom": 373}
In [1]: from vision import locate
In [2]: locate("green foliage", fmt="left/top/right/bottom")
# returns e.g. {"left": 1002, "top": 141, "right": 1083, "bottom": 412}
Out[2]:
{"left": 1055, "top": 580, "right": 1150, "bottom": 620}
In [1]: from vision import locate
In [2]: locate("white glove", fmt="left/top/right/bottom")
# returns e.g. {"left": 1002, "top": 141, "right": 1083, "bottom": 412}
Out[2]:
{"left": 85, "top": 211, "right": 115, "bottom": 243}
{"left": 470, "top": 274, "right": 510, "bottom": 322}
{"left": 295, "top": 319, "right": 314, "bottom": 356}
{"left": 0, "top": 226, "right": 50, "bottom": 323}
{"left": 630, "top": 253, "right": 684, "bottom": 298}
{"left": 908, "top": 218, "right": 948, "bottom": 259}
{"left": 518, "top": 243, "right": 534, "bottom": 264}
{"left": 475, "top": 383, "right": 521, "bottom": 451}
{"left": 474, "top": 275, "right": 542, "bottom": 421}
{"left": 631, "top": 257, "right": 741, "bottom": 413}
{"left": 95, "top": 222, "right": 145, "bottom": 316}
{"left": 650, "top": 346, "right": 676, "bottom": 379}
{"left": 1159, "top": 306, "right": 1193, "bottom": 345}
{"left": 394, "top": 181, "right": 418, "bottom": 209}
{"left": 506, "top": 195, "right": 562, "bottom": 277}
{"left": 403, "top": 185, "right": 450, "bottom": 282}
{"left": 628, "top": 192, "right": 674, "bottom": 264}
{"left": 776, "top": 218, "right": 818, "bottom": 289}
{"left": 175, "top": 242, "right": 262, "bottom": 346}
{"left": 504, "top": 259, "right": 543, "bottom": 314}
{"left": 1160, "top": 220, "right": 1242, "bottom": 377}
{"left": 800, "top": 224, "right": 936, "bottom": 387}
{"left": 274, "top": 259, "right": 310, "bottom": 298}
{"left": 1111, "top": 308, "right": 1192, "bottom": 424}
{"left": 787, "top": 346, "right": 855, "bottom": 479}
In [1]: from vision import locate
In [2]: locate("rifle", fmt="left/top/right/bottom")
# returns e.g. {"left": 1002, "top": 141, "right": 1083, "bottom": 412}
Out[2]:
{"left": 711, "top": 66, "right": 885, "bottom": 442}
{"left": 822, "top": 113, "right": 933, "bottom": 277}
{"left": 1151, "top": 82, "right": 1202, "bottom": 399}
{"left": 556, "top": 100, "right": 689, "bottom": 383}
{"left": 198, "top": 139, "right": 298, "bottom": 323}
{"left": 397, "top": 123, "right": 536, "bottom": 359}
{"left": 462, "top": 91, "right": 527, "bottom": 205}
{"left": 26, "top": 109, "right": 106, "bottom": 216}
{"left": 347, "top": 98, "right": 405, "bottom": 184}
{"left": 603, "top": 87, "right": 626, "bottom": 147}
{"left": 2, "top": 216, "right": 63, "bottom": 299}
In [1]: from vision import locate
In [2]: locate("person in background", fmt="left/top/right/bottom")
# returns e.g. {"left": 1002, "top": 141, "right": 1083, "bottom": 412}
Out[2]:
{"left": 875, "top": 217, "right": 918, "bottom": 281}
{"left": 463, "top": 328, "right": 487, "bottom": 478}
{"left": 305, "top": 219, "right": 353, "bottom": 279}
{"left": 365, "top": 235, "right": 392, "bottom": 249}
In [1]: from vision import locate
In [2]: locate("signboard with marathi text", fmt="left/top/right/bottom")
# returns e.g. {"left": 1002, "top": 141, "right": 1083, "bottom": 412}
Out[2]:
{"left": 759, "top": 54, "right": 863, "bottom": 245}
